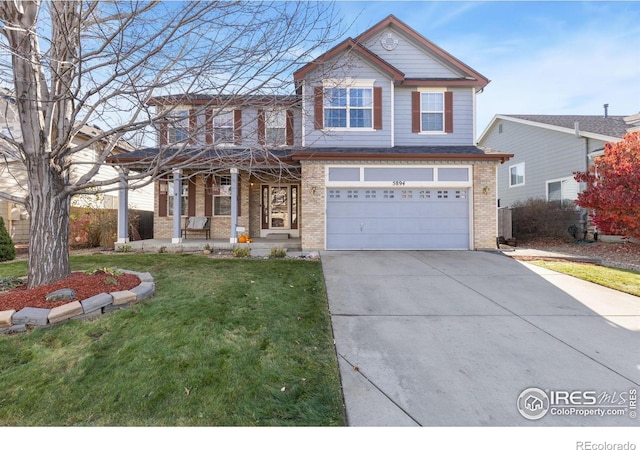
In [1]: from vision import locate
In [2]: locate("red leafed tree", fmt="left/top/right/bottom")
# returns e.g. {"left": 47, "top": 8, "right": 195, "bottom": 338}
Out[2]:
{"left": 574, "top": 131, "right": 640, "bottom": 238}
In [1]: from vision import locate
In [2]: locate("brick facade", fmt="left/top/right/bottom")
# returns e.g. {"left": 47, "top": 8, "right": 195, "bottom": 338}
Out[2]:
{"left": 299, "top": 162, "right": 326, "bottom": 250}
{"left": 472, "top": 162, "right": 499, "bottom": 249}
{"left": 299, "top": 160, "right": 500, "bottom": 251}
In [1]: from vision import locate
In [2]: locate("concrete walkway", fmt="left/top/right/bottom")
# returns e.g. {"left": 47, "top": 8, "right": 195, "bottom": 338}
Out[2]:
{"left": 321, "top": 251, "right": 640, "bottom": 426}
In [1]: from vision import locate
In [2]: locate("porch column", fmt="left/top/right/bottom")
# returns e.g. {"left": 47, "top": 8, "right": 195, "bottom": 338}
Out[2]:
{"left": 116, "top": 170, "right": 129, "bottom": 244}
{"left": 172, "top": 169, "right": 182, "bottom": 244}
{"left": 230, "top": 167, "right": 238, "bottom": 243}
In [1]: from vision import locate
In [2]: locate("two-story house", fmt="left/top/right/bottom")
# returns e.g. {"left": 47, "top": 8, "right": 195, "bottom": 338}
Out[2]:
{"left": 112, "top": 15, "right": 511, "bottom": 250}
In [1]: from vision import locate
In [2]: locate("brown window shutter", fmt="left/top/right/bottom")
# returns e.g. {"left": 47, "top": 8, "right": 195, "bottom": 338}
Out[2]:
{"left": 411, "top": 91, "right": 421, "bottom": 133}
{"left": 444, "top": 91, "right": 454, "bottom": 133}
{"left": 160, "top": 122, "right": 168, "bottom": 145}
{"left": 189, "top": 108, "right": 197, "bottom": 144}
{"left": 234, "top": 109, "right": 242, "bottom": 145}
{"left": 286, "top": 110, "right": 294, "bottom": 146}
{"left": 188, "top": 177, "right": 196, "bottom": 216}
{"left": 373, "top": 87, "right": 382, "bottom": 130}
{"left": 158, "top": 180, "right": 168, "bottom": 217}
{"left": 314, "top": 87, "right": 323, "bottom": 130}
{"left": 205, "top": 109, "right": 213, "bottom": 144}
{"left": 257, "top": 109, "right": 265, "bottom": 145}
{"left": 204, "top": 176, "right": 212, "bottom": 217}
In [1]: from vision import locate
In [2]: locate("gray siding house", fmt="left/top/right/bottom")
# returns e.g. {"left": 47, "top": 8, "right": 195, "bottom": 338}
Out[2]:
{"left": 478, "top": 113, "right": 640, "bottom": 208}
{"left": 114, "top": 15, "right": 512, "bottom": 250}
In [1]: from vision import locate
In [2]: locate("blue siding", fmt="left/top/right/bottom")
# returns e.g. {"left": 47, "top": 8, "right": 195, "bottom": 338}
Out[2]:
{"left": 479, "top": 119, "right": 610, "bottom": 207}
{"left": 363, "top": 29, "right": 463, "bottom": 78}
{"left": 302, "top": 55, "right": 393, "bottom": 148}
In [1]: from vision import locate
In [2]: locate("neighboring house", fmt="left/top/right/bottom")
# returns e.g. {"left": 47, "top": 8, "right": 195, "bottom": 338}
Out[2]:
{"left": 112, "top": 15, "right": 511, "bottom": 250}
{"left": 0, "top": 93, "right": 154, "bottom": 243}
{"left": 478, "top": 112, "right": 640, "bottom": 208}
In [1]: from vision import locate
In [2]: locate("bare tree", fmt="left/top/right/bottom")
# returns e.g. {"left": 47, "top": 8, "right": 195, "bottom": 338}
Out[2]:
{"left": 0, "top": 0, "right": 342, "bottom": 287}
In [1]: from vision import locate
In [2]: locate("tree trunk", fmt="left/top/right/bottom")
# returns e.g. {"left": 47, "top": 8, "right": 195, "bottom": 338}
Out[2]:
{"left": 26, "top": 158, "right": 71, "bottom": 288}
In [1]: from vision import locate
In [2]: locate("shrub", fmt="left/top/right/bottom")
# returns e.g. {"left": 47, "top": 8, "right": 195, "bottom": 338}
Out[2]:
{"left": 0, "top": 216, "right": 16, "bottom": 262}
{"left": 232, "top": 246, "right": 251, "bottom": 258}
{"left": 269, "top": 247, "right": 287, "bottom": 258}
{"left": 511, "top": 198, "right": 581, "bottom": 241}
{"left": 0, "top": 276, "right": 24, "bottom": 291}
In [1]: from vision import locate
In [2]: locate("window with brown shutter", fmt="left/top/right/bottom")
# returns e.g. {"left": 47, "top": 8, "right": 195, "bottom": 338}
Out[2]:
{"left": 411, "top": 91, "right": 421, "bottom": 133}
{"left": 160, "top": 122, "right": 168, "bottom": 145}
{"left": 204, "top": 176, "right": 213, "bottom": 217}
{"left": 189, "top": 109, "right": 197, "bottom": 144}
{"left": 158, "top": 180, "right": 168, "bottom": 217}
{"left": 205, "top": 109, "right": 213, "bottom": 144}
{"left": 314, "top": 87, "right": 323, "bottom": 130}
{"left": 188, "top": 177, "right": 196, "bottom": 216}
{"left": 234, "top": 109, "right": 242, "bottom": 145}
{"left": 373, "top": 87, "right": 382, "bottom": 130}
{"left": 286, "top": 110, "right": 294, "bottom": 145}
{"left": 257, "top": 109, "right": 265, "bottom": 145}
{"left": 444, "top": 91, "right": 454, "bottom": 133}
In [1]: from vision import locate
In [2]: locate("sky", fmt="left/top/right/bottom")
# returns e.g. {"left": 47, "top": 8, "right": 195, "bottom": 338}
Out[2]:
{"left": 327, "top": 0, "right": 640, "bottom": 136}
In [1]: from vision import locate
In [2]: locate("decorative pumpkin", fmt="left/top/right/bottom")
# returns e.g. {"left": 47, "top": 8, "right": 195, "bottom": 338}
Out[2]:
{"left": 238, "top": 235, "right": 248, "bottom": 243}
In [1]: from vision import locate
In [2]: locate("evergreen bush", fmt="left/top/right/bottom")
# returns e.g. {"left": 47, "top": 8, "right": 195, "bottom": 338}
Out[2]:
{"left": 0, "top": 216, "right": 16, "bottom": 261}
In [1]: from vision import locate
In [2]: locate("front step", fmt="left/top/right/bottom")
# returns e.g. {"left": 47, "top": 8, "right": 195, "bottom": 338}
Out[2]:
{"left": 266, "top": 233, "right": 290, "bottom": 240}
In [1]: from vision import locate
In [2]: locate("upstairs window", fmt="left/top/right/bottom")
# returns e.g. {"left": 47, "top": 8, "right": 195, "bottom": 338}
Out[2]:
{"left": 266, "top": 109, "right": 287, "bottom": 145}
{"left": 167, "top": 110, "right": 189, "bottom": 144}
{"left": 213, "top": 110, "right": 234, "bottom": 144}
{"left": 324, "top": 87, "right": 373, "bottom": 129}
{"left": 412, "top": 90, "right": 453, "bottom": 134}
{"left": 421, "top": 92, "right": 444, "bottom": 132}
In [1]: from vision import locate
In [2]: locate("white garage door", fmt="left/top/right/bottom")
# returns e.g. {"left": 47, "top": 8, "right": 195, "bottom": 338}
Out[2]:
{"left": 326, "top": 188, "right": 470, "bottom": 250}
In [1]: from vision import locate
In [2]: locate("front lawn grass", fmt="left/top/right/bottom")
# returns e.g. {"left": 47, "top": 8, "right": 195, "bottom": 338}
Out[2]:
{"left": 0, "top": 254, "right": 345, "bottom": 426}
{"left": 529, "top": 260, "right": 640, "bottom": 297}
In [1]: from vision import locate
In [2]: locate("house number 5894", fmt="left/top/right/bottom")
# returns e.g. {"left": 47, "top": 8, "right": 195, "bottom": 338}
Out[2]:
{"left": 392, "top": 181, "right": 406, "bottom": 186}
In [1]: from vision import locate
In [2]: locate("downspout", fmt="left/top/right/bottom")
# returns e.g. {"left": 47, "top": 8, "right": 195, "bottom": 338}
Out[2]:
{"left": 575, "top": 121, "right": 590, "bottom": 238}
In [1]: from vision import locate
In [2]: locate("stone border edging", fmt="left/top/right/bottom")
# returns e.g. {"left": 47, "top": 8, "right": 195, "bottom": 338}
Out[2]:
{"left": 0, "top": 269, "right": 155, "bottom": 334}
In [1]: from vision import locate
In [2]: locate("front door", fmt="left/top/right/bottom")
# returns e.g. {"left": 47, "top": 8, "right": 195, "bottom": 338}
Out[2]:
{"left": 261, "top": 184, "right": 299, "bottom": 236}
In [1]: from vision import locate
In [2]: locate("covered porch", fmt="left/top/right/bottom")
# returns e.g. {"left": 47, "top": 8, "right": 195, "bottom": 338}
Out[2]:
{"left": 113, "top": 160, "right": 302, "bottom": 247}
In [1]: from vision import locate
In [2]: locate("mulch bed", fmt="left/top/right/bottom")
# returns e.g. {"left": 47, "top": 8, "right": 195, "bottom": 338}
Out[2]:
{"left": 511, "top": 237, "right": 640, "bottom": 272}
{"left": 0, "top": 272, "right": 141, "bottom": 311}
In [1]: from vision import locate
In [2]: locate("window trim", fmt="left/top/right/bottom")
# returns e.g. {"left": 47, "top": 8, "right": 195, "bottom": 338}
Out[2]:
{"left": 167, "top": 179, "right": 189, "bottom": 217}
{"left": 212, "top": 109, "right": 235, "bottom": 145}
{"left": 321, "top": 79, "right": 376, "bottom": 131}
{"left": 167, "top": 110, "right": 190, "bottom": 144}
{"left": 546, "top": 176, "right": 575, "bottom": 202}
{"left": 509, "top": 162, "right": 525, "bottom": 187}
{"left": 419, "top": 89, "right": 445, "bottom": 134}
{"left": 212, "top": 175, "right": 232, "bottom": 216}
{"left": 265, "top": 108, "right": 287, "bottom": 146}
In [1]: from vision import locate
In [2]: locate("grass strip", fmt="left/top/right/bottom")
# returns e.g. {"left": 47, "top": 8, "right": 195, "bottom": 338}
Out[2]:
{"left": 528, "top": 260, "right": 640, "bottom": 297}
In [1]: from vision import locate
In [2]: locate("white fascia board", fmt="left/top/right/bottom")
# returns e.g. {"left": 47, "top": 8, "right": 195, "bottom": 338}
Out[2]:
{"left": 476, "top": 114, "right": 500, "bottom": 144}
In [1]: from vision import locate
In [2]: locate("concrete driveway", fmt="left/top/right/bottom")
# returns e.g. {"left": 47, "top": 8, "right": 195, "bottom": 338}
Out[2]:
{"left": 321, "top": 251, "right": 640, "bottom": 426}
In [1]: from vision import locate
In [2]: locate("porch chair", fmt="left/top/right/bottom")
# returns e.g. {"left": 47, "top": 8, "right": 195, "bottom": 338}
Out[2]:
{"left": 182, "top": 216, "right": 211, "bottom": 240}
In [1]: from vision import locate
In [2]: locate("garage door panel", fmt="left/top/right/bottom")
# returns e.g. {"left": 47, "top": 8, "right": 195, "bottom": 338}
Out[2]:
{"left": 326, "top": 188, "right": 470, "bottom": 250}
